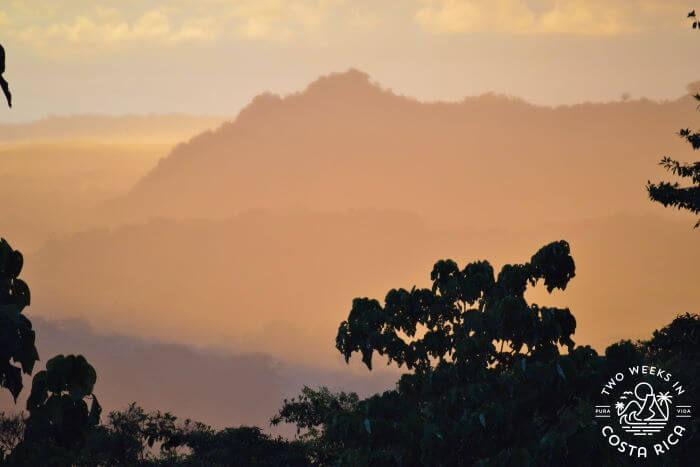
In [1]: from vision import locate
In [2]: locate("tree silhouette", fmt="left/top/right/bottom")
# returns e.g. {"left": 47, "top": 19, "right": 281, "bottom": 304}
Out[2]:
{"left": 0, "top": 238, "right": 102, "bottom": 465}
{"left": 9, "top": 355, "right": 102, "bottom": 464}
{"left": 335, "top": 241, "right": 577, "bottom": 374}
{"left": 274, "top": 242, "right": 608, "bottom": 465}
{"left": 646, "top": 13, "right": 700, "bottom": 228}
{"left": 272, "top": 241, "right": 700, "bottom": 466}
{"left": 0, "top": 238, "right": 38, "bottom": 401}
{"left": 0, "top": 412, "right": 23, "bottom": 459}
{"left": 272, "top": 386, "right": 360, "bottom": 464}
{"left": 73, "top": 403, "right": 310, "bottom": 465}
{"left": 275, "top": 243, "right": 700, "bottom": 465}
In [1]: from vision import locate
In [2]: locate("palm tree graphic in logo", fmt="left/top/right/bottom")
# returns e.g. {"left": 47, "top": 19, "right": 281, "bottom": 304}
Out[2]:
{"left": 615, "top": 382, "right": 673, "bottom": 436}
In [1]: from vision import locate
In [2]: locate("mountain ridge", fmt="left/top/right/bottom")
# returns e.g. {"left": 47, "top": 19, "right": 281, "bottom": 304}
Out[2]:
{"left": 106, "top": 69, "right": 698, "bottom": 227}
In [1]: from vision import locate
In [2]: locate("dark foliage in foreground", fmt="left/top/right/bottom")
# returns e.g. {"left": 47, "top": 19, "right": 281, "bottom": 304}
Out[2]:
{"left": 0, "top": 238, "right": 37, "bottom": 401}
{"left": 0, "top": 238, "right": 102, "bottom": 466}
{"left": 273, "top": 243, "right": 699, "bottom": 466}
{"left": 0, "top": 238, "right": 698, "bottom": 466}
{"left": 1, "top": 403, "right": 308, "bottom": 466}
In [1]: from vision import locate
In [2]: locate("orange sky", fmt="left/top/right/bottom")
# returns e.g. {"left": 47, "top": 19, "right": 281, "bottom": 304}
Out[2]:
{"left": 1, "top": 0, "right": 700, "bottom": 122}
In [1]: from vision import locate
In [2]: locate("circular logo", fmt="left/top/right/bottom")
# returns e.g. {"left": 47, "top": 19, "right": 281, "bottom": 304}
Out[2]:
{"left": 596, "top": 365, "right": 693, "bottom": 459}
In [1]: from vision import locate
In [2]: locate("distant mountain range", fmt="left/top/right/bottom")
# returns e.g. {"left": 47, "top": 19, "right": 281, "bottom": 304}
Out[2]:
{"left": 0, "top": 316, "right": 396, "bottom": 432}
{"left": 0, "top": 114, "right": 230, "bottom": 143}
{"left": 107, "top": 69, "right": 698, "bottom": 228}
{"left": 25, "top": 210, "right": 700, "bottom": 369}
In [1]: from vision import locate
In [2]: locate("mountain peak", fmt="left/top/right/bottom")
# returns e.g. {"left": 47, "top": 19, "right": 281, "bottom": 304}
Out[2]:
{"left": 305, "top": 68, "right": 376, "bottom": 93}
{"left": 111, "top": 69, "right": 691, "bottom": 227}
{"left": 243, "top": 69, "right": 394, "bottom": 114}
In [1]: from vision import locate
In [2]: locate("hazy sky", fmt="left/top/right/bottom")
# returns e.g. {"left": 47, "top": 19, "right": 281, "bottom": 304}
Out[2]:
{"left": 2, "top": 0, "right": 700, "bottom": 121}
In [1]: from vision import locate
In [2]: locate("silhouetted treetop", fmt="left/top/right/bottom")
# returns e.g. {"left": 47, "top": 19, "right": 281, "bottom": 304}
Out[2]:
{"left": 336, "top": 241, "right": 577, "bottom": 373}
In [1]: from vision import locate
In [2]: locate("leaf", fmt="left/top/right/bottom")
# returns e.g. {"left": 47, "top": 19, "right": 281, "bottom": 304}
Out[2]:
{"left": 27, "top": 371, "right": 48, "bottom": 411}
{"left": 16, "top": 326, "right": 38, "bottom": 374}
{"left": 11, "top": 279, "right": 30, "bottom": 309}
{"left": 0, "top": 239, "right": 9, "bottom": 271}
{"left": 1, "top": 363, "right": 22, "bottom": 401}
{"left": 6, "top": 250, "right": 23, "bottom": 278}
{"left": 89, "top": 395, "right": 102, "bottom": 426}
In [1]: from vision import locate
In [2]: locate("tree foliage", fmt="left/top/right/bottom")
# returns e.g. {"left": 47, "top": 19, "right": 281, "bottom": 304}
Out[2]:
{"left": 336, "top": 240, "right": 577, "bottom": 374}
{"left": 0, "top": 238, "right": 103, "bottom": 466}
{"left": 272, "top": 386, "right": 359, "bottom": 464}
{"left": 274, "top": 243, "right": 700, "bottom": 466}
{"left": 37, "top": 403, "right": 307, "bottom": 466}
{"left": 292, "top": 241, "right": 604, "bottom": 465}
{"left": 0, "top": 238, "right": 38, "bottom": 401}
{"left": 0, "top": 413, "right": 23, "bottom": 460}
{"left": 8, "top": 355, "right": 102, "bottom": 465}
{"left": 646, "top": 12, "right": 700, "bottom": 228}
{"left": 647, "top": 155, "right": 700, "bottom": 228}
{"left": 165, "top": 425, "right": 308, "bottom": 466}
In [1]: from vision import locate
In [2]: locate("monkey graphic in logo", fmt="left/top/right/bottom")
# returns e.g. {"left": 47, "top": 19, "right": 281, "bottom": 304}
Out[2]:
{"left": 615, "top": 382, "right": 673, "bottom": 436}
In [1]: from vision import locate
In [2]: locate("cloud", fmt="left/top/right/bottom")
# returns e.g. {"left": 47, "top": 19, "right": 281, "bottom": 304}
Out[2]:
{"left": 13, "top": 7, "right": 227, "bottom": 57}
{"left": 228, "top": 0, "right": 337, "bottom": 41}
{"left": 132, "top": 10, "right": 172, "bottom": 39}
{"left": 6, "top": 0, "right": 346, "bottom": 54}
{"left": 3, "top": 0, "right": 690, "bottom": 58}
{"left": 347, "top": 8, "right": 383, "bottom": 29}
{"left": 413, "top": 0, "right": 688, "bottom": 36}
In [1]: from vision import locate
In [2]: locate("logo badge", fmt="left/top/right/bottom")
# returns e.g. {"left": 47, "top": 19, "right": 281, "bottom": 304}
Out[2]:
{"left": 596, "top": 365, "right": 693, "bottom": 458}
